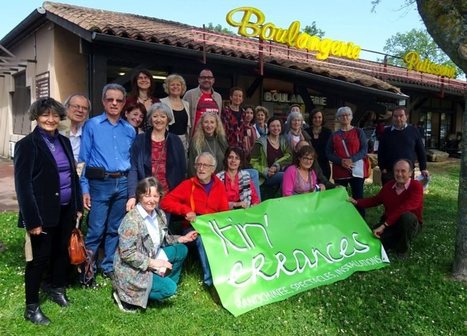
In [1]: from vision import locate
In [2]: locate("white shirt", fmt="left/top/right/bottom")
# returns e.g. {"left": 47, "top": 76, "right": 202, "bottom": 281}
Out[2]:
{"left": 136, "top": 204, "right": 168, "bottom": 261}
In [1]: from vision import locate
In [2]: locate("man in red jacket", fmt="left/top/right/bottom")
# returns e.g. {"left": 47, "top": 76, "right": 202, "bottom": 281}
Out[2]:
{"left": 349, "top": 159, "right": 423, "bottom": 257}
{"left": 161, "top": 152, "right": 229, "bottom": 286}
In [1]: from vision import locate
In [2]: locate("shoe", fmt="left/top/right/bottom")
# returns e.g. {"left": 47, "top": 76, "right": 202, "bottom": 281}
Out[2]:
{"left": 103, "top": 271, "right": 114, "bottom": 280}
{"left": 24, "top": 304, "right": 51, "bottom": 325}
{"left": 112, "top": 291, "right": 137, "bottom": 313}
{"left": 46, "top": 287, "right": 70, "bottom": 307}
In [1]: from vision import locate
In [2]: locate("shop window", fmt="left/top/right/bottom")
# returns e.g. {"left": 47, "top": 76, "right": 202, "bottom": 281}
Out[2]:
{"left": 11, "top": 71, "right": 31, "bottom": 135}
{"left": 419, "top": 112, "right": 432, "bottom": 148}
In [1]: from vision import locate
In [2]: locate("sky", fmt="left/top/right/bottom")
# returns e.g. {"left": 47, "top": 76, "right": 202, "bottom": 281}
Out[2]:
{"left": 1, "top": 1, "right": 424, "bottom": 60}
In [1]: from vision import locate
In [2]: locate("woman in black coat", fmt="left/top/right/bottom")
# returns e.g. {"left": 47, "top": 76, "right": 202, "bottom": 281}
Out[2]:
{"left": 14, "top": 97, "right": 83, "bottom": 325}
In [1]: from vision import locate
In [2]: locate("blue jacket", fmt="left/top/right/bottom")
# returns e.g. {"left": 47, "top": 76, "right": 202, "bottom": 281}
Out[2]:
{"left": 128, "top": 130, "right": 186, "bottom": 198}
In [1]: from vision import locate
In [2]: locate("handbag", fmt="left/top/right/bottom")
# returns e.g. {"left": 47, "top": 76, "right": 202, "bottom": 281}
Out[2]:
{"left": 341, "top": 138, "right": 371, "bottom": 179}
{"left": 68, "top": 218, "right": 87, "bottom": 265}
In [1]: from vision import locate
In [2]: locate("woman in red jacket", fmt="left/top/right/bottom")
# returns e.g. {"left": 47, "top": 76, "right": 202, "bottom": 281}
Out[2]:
{"left": 160, "top": 152, "right": 229, "bottom": 286}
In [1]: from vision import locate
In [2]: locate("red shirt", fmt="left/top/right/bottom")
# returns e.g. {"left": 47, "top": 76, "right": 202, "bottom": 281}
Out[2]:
{"left": 193, "top": 93, "right": 220, "bottom": 131}
{"left": 160, "top": 176, "right": 229, "bottom": 229}
{"left": 222, "top": 172, "right": 260, "bottom": 208}
{"left": 151, "top": 140, "right": 168, "bottom": 194}
{"left": 356, "top": 179, "right": 423, "bottom": 226}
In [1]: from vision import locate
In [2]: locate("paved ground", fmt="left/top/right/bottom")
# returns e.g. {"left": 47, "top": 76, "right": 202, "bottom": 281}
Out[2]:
{"left": 0, "top": 157, "right": 17, "bottom": 212}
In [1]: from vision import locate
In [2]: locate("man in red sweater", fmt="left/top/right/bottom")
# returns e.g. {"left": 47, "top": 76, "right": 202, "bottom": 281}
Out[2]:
{"left": 161, "top": 152, "right": 229, "bottom": 286}
{"left": 349, "top": 159, "right": 423, "bottom": 257}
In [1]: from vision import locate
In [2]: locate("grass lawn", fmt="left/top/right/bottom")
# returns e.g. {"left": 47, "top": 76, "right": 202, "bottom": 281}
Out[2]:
{"left": 0, "top": 160, "right": 465, "bottom": 335}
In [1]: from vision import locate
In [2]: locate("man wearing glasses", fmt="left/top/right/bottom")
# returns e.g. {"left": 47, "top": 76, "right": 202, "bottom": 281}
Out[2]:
{"left": 61, "top": 94, "right": 91, "bottom": 162}
{"left": 183, "top": 69, "right": 223, "bottom": 134}
{"left": 161, "top": 152, "right": 229, "bottom": 287}
{"left": 79, "top": 84, "right": 136, "bottom": 283}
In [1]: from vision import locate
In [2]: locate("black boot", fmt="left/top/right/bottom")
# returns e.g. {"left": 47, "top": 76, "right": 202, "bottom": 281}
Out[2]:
{"left": 47, "top": 287, "right": 70, "bottom": 307}
{"left": 24, "top": 304, "right": 50, "bottom": 325}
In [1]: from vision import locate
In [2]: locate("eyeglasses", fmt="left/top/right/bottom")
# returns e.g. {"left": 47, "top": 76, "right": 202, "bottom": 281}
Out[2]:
{"left": 104, "top": 98, "right": 125, "bottom": 104}
{"left": 199, "top": 76, "right": 214, "bottom": 80}
{"left": 69, "top": 104, "right": 89, "bottom": 112}
{"left": 194, "top": 163, "right": 215, "bottom": 169}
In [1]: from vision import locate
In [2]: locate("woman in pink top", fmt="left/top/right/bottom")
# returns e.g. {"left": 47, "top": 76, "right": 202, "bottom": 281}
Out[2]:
{"left": 282, "top": 145, "right": 335, "bottom": 196}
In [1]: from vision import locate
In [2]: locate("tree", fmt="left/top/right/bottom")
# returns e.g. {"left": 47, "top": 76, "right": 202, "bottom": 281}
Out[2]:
{"left": 373, "top": 0, "right": 467, "bottom": 280}
{"left": 303, "top": 21, "right": 325, "bottom": 38}
{"left": 205, "top": 23, "right": 234, "bottom": 35}
{"left": 382, "top": 28, "right": 461, "bottom": 76}
{"left": 415, "top": 0, "right": 467, "bottom": 281}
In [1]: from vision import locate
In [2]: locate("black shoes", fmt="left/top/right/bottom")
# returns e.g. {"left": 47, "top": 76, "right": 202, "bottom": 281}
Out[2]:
{"left": 46, "top": 287, "right": 70, "bottom": 307}
{"left": 24, "top": 304, "right": 50, "bottom": 325}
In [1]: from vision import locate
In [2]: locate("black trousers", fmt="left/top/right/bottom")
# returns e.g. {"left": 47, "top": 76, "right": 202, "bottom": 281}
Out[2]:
{"left": 380, "top": 212, "right": 420, "bottom": 253}
{"left": 25, "top": 204, "right": 73, "bottom": 304}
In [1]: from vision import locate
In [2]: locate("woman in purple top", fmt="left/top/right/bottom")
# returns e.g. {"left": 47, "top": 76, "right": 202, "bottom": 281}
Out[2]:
{"left": 14, "top": 97, "right": 83, "bottom": 325}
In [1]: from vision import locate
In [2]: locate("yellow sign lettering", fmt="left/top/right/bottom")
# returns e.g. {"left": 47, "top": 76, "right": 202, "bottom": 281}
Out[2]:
{"left": 403, "top": 51, "right": 456, "bottom": 78}
{"left": 226, "top": 7, "right": 361, "bottom": 61}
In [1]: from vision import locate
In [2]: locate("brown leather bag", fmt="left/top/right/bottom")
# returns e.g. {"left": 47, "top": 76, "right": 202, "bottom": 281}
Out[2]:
{"left": 69, "top": 220, "right": 87, "bottom": 265}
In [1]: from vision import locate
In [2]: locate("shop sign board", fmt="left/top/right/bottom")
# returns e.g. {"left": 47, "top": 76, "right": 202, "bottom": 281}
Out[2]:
{"left": 263, "top": 91, "right": 327, "bottom": 106}
{"left": 226, "top": 7, "right": 361, "bottom": 61}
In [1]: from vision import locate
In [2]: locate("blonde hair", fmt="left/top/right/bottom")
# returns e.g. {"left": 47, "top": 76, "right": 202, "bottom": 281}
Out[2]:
{"left": 192, "top": 112, "right": 226, "bottom": 154}
{"left": 163, "top": 74, "right": 187, "bottom": 96}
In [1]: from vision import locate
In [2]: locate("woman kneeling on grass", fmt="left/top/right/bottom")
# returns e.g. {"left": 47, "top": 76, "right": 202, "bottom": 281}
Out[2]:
{"left": 112, "top": 177, "right": 197, "bottom": 313}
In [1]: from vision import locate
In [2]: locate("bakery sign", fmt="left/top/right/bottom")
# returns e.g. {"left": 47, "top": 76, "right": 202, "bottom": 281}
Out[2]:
{"left": 226, "top": 7, "right": 361, "bottom": 61}
{"left": 403, "top": 51, "right": 456, "bottom": 78}
{"left": 264, "top": 91, "right": 327, "bottom": 106}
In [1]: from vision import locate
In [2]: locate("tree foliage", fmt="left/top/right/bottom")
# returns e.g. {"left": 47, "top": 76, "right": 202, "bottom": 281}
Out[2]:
{"left": 303, "top": 21, "right": 325, "bottom": 38}
{"left": 205, "top": 22, "right": 234, "bottom": 35}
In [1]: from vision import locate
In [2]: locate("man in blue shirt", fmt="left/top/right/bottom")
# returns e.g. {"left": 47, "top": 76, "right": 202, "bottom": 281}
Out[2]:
{"left": 79, "top": 83, "right": 136, "bottom": 280}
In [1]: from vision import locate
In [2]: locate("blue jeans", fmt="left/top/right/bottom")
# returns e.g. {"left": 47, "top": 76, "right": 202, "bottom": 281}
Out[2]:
{"left": 149, "top": 244, "right": 188, "bottom": 301}
{"left": 245, "top": 168, "right": 261, "bottom": 201}
{"left": 183, "top": 227, "right": 213, "bottom": 286}
{"left": 86, "top": 177, "right": 128, "bottom": 273}
{"left": 264, "top": 171, "right": 284, "bottom": 187}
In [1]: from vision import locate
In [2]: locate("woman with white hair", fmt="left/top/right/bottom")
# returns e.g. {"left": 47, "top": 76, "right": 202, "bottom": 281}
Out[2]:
{"left": 160, "top": 74, "right": 190, "bottom": 152}
{"left": 285, "top": 111, "right": 311, "bottom": 149}
{"left": 326, "top": 106, "right": 367, "bottom": 216}
{"left": 126, "top": 102, "right": 186, "bottom": 211}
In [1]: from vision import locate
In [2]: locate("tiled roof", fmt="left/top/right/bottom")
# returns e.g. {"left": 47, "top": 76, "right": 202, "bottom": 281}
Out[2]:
{"left": 42, "top": 2, "right": 464, "bottom": 96}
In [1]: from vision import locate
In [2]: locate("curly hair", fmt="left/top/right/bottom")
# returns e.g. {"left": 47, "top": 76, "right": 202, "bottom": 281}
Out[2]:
{"left": 163, "top": 74, "right": 187, "bottom": 96}
{"left": 191, "top": 112, "right": 226, "bottom": 153}
{"left": 28, "top": 97, "right": 66, "bottom": 121}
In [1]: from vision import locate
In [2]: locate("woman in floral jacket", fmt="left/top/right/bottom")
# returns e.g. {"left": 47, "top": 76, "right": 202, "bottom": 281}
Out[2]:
{"left": 113, "top": 177, "right": 197, "bottom": 312}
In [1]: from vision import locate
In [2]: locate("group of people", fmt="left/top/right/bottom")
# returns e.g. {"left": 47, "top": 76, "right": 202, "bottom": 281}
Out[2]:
{"left": 14, "top": 67, "right": 429, "bottom": 325}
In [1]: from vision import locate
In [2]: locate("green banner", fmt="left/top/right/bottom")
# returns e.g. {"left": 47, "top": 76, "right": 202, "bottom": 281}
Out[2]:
{"left": 192, "top": 188, "right": 389, "bottom": 316}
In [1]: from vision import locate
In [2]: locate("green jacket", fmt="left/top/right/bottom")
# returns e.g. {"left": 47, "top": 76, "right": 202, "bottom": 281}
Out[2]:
{"left": 250, "top": 135, "right": 292, "bottom": 184}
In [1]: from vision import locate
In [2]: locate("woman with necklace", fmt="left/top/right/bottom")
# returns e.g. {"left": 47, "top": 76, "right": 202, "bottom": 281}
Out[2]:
{"left": 125, "top": 69, "right": 159, "bottom": 114}
{"left": 222, "top": 87, "right": 245, "bottom": 148}
{"left": 285, "top": 111, "right": 311, "bottom": 150}
{"left": 305, "top": 108, "right": 332, "bottom": 179}
{"left": 127, "top": 103, "right": 186, "bottom": 211}
{"left": 250, "top": 116, "right": 292, "bottom": 195}
{"left": 188, "top": 112, "right": 228, "bottom": 177}
{"left": 14, "top": 97, "right": 83, "bottom": 325}
{"left": 160, "top": 74, "right": 190, "bottom": 153}
{"left": 253, "top": 105, "right": 269, "bottom": 138}
{"left": 216, "top": 147, "right": 260, "bottom": 209}
{"left": 283, "top": 145, "right": 335, "bottom": 196}
{"left": 326, "top": 106, "right": 367, "bottom": 216}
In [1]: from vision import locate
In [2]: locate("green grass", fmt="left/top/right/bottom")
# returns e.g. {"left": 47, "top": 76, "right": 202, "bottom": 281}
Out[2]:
{"left": 0, "top": 161, "right": 465, "bottom": 335}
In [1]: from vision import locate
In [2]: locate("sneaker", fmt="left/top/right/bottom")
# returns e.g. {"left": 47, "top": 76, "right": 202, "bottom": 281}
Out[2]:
{"left": 112, "top": 291, "right": 137, "bottom": 313}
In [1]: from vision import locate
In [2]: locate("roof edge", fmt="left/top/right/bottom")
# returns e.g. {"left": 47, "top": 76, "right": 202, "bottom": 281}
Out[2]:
{"left": 0, "top": 8, "right": 46, "bottom": 48}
